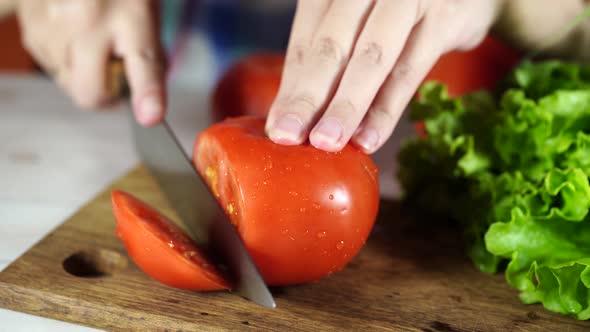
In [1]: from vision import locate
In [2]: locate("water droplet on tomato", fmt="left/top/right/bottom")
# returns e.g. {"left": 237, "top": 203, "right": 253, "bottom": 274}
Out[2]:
{"left": 281, "top": 229, "right": 289, "bottom": 235}
{"left": 226, "top": 203, "right": 235, "bottom": 215}
{"left": 340, "top": 208, "right": 348, "bottom": 214}
{"left": 336, "top": 240, "right": 345, "bottom": 250}
{"left": 288, "top": 191, "right": 299, "bottom": 197}
{"left": 184, "top": 251, "right": 197, "bottom": 258}
{"left": 285, "top": 166, "right": 292, "bottom": 171}
{"left": 304, "top": 163, "right": 310, "bottom": 168}
{"left": 264, "top": 160, "right": 273, "bottom": 170}
{"left": 329, "top": 194, "right": 334, "bottom": 200}
{"left": 289, "top": 235, "right": 295, "bottom": 241}
{"left": 168, "top": 241, "right": 175, "bottom": 248}
{"left": 317, "top": 231, "right": 326, "bottom": 238}
{"left": 313, "top": 203, "right": 321, "bottom": 209}
{"left": 299, "top": 207, "right": 306, "bottom": 213}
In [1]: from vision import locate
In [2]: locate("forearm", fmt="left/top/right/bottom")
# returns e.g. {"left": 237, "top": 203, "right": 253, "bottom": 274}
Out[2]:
{"left": 493, "top": 0, "right": 590, "bottom": 61}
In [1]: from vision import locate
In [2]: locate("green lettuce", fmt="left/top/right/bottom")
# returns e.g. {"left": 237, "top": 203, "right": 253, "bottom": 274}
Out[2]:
{"left": 398, "top": 60, "right": 590, "bottom": 319}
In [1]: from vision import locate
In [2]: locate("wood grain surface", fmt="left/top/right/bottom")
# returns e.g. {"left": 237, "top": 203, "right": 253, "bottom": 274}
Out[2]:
{"left": 0, "top": 165, "right": 588, "bottom": 332}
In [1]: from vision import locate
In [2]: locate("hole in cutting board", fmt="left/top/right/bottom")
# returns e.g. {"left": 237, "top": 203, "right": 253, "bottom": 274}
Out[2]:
{"left": 63, "top": 249, "right": 128, "bottom": 278}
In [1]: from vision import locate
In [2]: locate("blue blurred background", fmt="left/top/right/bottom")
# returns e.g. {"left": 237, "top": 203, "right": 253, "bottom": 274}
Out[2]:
{"left": 162, "top": 0, "right": 296, "bottom": 88}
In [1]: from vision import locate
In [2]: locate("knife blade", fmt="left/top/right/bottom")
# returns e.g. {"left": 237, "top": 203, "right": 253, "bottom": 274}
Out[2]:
{"left": 109, "top": 60, "right": 276, "bottom": 308}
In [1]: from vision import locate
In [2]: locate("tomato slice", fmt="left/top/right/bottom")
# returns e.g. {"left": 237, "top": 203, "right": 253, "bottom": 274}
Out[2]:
{"left": 111, "top": 190, "right": 230, "bottom": 291}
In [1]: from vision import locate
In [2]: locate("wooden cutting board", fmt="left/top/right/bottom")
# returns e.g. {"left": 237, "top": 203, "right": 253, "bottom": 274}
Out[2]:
{"left": 0, "top": 165, "right": 588, "bottom": 332}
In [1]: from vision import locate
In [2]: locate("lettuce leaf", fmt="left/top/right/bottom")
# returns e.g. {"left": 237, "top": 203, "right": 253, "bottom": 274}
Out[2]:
{"left": 398, "top": 60, "right": 590, "bottom": 319}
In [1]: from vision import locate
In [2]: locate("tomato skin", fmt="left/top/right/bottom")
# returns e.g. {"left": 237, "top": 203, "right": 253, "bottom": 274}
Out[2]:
{"left": 193, "top": 116, "right": 380, "bottom": 286}
{"left": 212, "top": 53, "right": 284, "bottom": 121}
{"left": 111, "top": 190, "right": 230, "bottom": 291}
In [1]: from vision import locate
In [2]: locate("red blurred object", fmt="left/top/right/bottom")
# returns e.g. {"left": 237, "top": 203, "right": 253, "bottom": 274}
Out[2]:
{"left": 0, "top": 15, "right": 35, "bottom": 72}
{"left": 415, "top": 35, "right": 522, "bottom": 137}
{"left": 211, "top": 53, "right": 284, "bottom": 122}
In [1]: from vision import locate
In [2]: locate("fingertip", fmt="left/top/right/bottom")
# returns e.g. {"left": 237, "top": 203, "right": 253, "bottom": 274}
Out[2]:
{"left": 352, "top": 127, "right": 380, "bottom": 154}
{"left": 309, "top": 118, "right": 346, "bottom": 152}
{"left": 267, "top": 114, "right": 305, "bottom": 145}
{"left": 310, "top": 140, "right": 344, "bottom": 153}
{"left": 71, "top": 89, "right": 110, "bottom": 110}
{"left": 134, "top": 91, "right": 165, "bottom": 127}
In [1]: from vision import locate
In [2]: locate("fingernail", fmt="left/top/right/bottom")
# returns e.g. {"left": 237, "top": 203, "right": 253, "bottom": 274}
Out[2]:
{"left": 138, "top": 94, "right": 162, "bottom": 126}
{"left": 354, "top": 128, "right": 379, "bottom": 152}
{"left": 270, "top": 114, "right": 304, "bottom": 144}
{"left": 311, "top": 118, "right": 343, "bottom": 147}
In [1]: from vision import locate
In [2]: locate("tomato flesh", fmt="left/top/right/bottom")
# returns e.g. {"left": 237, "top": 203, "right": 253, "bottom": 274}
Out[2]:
{"left": 193, "top": 116, "right": 380, "bottom": 285}
{"left": 111, "top": 190, "right": 230, "bottom": 290}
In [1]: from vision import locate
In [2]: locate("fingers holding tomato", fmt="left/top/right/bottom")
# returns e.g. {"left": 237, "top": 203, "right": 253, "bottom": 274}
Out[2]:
{"left": 265, "top": 0, "right": 505, "bottom": 154}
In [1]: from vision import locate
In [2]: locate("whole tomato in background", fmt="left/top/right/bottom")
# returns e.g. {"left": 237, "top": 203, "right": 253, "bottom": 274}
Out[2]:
{"left": 112, "top": 116, "right": 380, "bottom": 289}
{"left": 211, "top": 53, "right": 284, "bottom": 121}
{"left": 416, "top": 35, "right": 522, "bottom": 136}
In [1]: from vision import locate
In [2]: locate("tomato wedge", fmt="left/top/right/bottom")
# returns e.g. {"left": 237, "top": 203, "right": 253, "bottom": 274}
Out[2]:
{"left": 111, "top": 190, "right": 230, "bottom": 290}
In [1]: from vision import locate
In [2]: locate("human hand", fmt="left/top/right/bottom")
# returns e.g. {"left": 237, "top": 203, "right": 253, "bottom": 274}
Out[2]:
{"left": 16, "top": 0, "right": 166, "bottom": 126}
{"left": 265, "top": 0, "right": 504, "bottom": 153}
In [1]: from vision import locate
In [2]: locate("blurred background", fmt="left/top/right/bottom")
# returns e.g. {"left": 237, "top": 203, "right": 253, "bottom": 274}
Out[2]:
{"left": 0, "top": 0, "right": 297, "bottom": 89}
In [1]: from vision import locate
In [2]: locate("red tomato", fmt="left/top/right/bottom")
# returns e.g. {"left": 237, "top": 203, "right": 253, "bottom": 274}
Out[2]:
{"left": 416, "top": 34, "right": 522, "bottom": 136}
{"left": 211, "top": 53, "right": 284, "bottom": 121}
{"left": 112, "top": 117, "right": 380, "bottom": 289}
{"left": 423, "top": 35, "right": 521, "bottom": 96}
{"left": 193, "top": 116, "right": 380, "bottom": 286}
{"left": 111, "top": 190, "right": 230, "bottom": 290}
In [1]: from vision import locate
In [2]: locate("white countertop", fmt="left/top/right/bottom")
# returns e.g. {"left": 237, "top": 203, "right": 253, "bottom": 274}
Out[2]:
{"left": 0, "top": 74, "right": 414, "bottom": 331}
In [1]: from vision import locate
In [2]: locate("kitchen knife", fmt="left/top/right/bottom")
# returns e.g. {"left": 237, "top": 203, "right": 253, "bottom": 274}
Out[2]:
{"left": 108, "top": 61, "right": 276, "bottom": 308}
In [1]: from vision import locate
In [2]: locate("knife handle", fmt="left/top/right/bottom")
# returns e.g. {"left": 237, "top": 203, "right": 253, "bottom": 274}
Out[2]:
{"left": 107, "top": 58, "right": 130, "bottom": 99}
